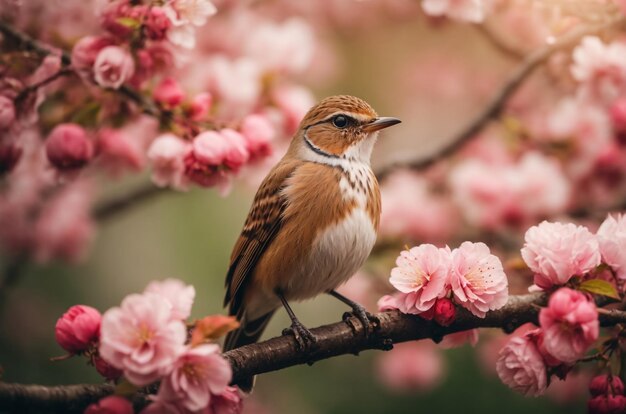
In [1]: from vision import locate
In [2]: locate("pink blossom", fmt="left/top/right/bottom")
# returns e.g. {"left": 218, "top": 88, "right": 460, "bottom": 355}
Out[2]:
{"left": 0, "top": 95, "right": 16, "bottom": 130}
{"left": 206, "top": 57, "right": 261, "bottom": 118}
{"left": 155, "top": 344, "right": 231, "bottom": 412}
{"left": 101, "top": 1, "right": 136, "bottom": 38}
{"left": 588, "top": 395, "right": 626, "bottom": 414}
{"left": 421, "top": 0, "right": 487, "bottom": 23}
{"left": 449, "top": 152, "right": 570, "bottom": 229}
{"left": 85, "top": 396, "right": 134, "bottom": 414}
{"left": 144, "top": 7, "right": 172, "bottom": 41}
{"left": 94, "top": 46, "right": 135, "bottom": 90}
{"left": 272, "top": 85, "right": 314, "bottom": 135}
{"left": 45, "top": 123, "right": 94, "bottom": 170}
{"left": 55, "top": 305, "right": 101, "bottom": 354}
{"left": 439, "top": 329, "right": 479, "bottom": 349}
{"left": 93, "top": 355, "right": 123, "bottom": 381}
{"left": 165, "top": 0, "right": 216, "bottom": 27}
{"left": 34, "top": 180, "right": 95, "bottom": 263}
{"left": 571, "top": 36, "right": 626, "bottom": 103}
{"left": 147, "top": 133, "right": 190, "bottom": 190}
{"left": 99, "top": 292, "right": 187, "bottom": 386}
{"left": 590, "top": 375, "right": 625, "bottom": 397}
{"left": 165, "top": 0, "right": 217, "bottom": 49}
{"left": 433, "top": 298, "right": 456, "bottom": 326}
{"left": 184, "top": 131, "right": 245, "bottom": 189}
{"left": 597, "top": 214, "right": 626, "bottom": 279}
{"left": 610, "top": 98, "right": 626, "bottom": 138}
{"left": 376, "top": 341, "right": 445, "bottom": 392}
{"left": 377, "top": 294, "right": 401, "bottom": 312}
{"left": 219, "top": 129, "right": 250, "bottom": 173}
{"left": 380, "top": 170, "right": 458, "bottom": 242}
{"left": 189, "top": 93, "right": 212, "bottom": 121}
{"left": 521, "top": 221, "right": 601, "bottom": 289}
{"left": 389, "top": 244, "right": 451, "bottom": 314}
{"left": 144, "top": 279, "right": 195, "bottom": 321}
{"left": 96, "top": 128, "right": 144, "bottom": 175}
{"left": 240, "top": 114, "right": 274, "bottom": 160}
{"left": 496, "top": 332, "right": 548, "bottom": 396}
{"left": 244, "top": 18, "right": 314, "bottom": 75}
{"left": 449, "top": 242, "right": 508, "bottom": 318}
{"left": 154, "top": 77, "right": 185, "bottom": 108}
{"left": 71, "top": 36, "right": 114, "bottom": 75}
{"left": 210, "top": 386, "right": 243, "bottom": 414}
{"left": 539, "top": 288, "right": 599, "bottom": 363}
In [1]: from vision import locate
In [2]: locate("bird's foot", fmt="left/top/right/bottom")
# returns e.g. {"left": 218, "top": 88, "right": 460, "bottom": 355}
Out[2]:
{"left": 343, "top": 304, "right": 379, "bottom": 336}
{"left": 282, "top": 320, "right": 317, "bottom": 350}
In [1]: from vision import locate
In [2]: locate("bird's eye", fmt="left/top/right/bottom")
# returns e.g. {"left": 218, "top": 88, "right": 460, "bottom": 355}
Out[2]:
{"left": 332, "top": 115, "right": 349, "bottom": 129}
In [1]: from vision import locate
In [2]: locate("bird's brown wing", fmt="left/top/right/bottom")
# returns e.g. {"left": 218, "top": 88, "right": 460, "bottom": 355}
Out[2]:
{"left": 223, "top": 160, "right": 300, "bottom": 317}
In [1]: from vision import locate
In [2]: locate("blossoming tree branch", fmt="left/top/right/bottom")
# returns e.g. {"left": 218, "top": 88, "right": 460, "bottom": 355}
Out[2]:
{"left": 3, "top": 0, "right": 626, "bottom": 414}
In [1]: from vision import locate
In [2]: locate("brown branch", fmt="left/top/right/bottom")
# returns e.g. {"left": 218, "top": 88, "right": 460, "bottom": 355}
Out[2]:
{"left": 375, "top": 17, "right": 625, "bottom": 179}
{"left": 93, "top": 184, "right": 170, "bottom": 222}
{"left": 0, "top": 20, "right": 162, "bottom": 118}
{"left": 1, "top": 292, "right": 624, "bottom": 412}
{"left": 474, "top": 23, "right": 525, "bottom": 60}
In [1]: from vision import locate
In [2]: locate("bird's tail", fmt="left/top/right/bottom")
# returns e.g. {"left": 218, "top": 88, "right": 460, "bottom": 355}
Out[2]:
{"left": 223, "top": 310, "right": 275, "bottom": 393}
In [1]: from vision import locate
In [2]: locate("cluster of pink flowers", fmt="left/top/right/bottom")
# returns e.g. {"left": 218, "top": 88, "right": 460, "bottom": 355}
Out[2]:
{"left": 54, "top": 279, "right": 242, "bottom": 414}
{"left": 378, "top": 241, "right": 509, "bottom": 320}
{"left": 588, "top": 375, "right": 626, "bottom": 414}
{"left": 147, "top": 113, "right": 275, "bottom": 192}
{"left": 0, "top": 0, "right": 320, "bottom": 265}
{"left": 449, "top": 152, "right": 571, "bottom": 230}
{"left": 521, "top": 216, "right": 626, "bottom": 290}
{"left": 497, "top": 288, "right": 599, "bottom": 396}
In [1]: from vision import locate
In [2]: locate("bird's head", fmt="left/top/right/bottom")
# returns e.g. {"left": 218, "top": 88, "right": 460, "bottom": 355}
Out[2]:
{"left": 291, "top": 95, "right": 401, "bottom": 164}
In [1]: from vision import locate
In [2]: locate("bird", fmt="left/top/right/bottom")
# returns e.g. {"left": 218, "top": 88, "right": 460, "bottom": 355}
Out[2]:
{"left": 223, "top": 95, "right": 400, "bottom": 391}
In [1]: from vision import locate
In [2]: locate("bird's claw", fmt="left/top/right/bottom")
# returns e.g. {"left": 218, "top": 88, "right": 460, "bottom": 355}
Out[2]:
{"left": 282, "top": 320, "right": 317, "bottom": 350}
{"left": 345, "top": 304, "right": 379, "bottom": 336}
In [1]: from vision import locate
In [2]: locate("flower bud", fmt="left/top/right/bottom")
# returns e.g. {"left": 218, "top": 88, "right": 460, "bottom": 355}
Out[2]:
{"left": 433, "top": 298, "right": 456, "bottom": 326}
{"left": 71, "top": 36, "right": 114, "bottom": 74}
{"left": 46, "top": 124, "right": 94, "bottom": 170}
{"left": 85, "top": 396, "right": 134, "bottom": 414}
{"left": 590, "top": 374, "right": 625, "bottom": 397}
{"left": 93, "top": 46, "right": 135, "bottom": 90}
{"left": 153, "top": 77, "right": 185, "bottom": 108}
{"left": 55, "top": 305, "right": 101, "bottom": 354}
{"left": 189, "top": 92, "right": 212, "bottom": 121}
{"left": 240, "top": 114, "right": 274, "bottom": 159}
{"left": 588, "top": 395, "right": 626, "bottom": 414}
{"left": 0, "top": 96, "right": 16, "bottom": 130}
{"left": 610, "top": 98, "right": 626, "bottom": 145}
{"left": 92, "top": 355, "right": 123, "bottom": 381}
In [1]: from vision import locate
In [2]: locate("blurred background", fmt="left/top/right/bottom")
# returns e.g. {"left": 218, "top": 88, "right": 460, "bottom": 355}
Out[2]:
{"left": 3, "top": 0, "right": 626, "bottom": 412}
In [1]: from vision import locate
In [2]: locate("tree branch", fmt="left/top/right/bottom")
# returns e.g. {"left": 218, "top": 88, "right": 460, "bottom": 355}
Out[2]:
{"left": 0, "top": 293, "right": 626, "bottom": 413}
{"left": 375, "top": 17, "right": 625, "bottom": 179}
{"left": 0, "top": 20, "right": 162, "bottom": 118}
{"left": 2, "top": 292, "right": 625, "bottom": 413}
{"left": 93, "top": 184, "right": 169, "bottom": 222}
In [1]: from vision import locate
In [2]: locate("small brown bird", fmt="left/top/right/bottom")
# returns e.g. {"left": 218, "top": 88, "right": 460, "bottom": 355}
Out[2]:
{"left": 223, "top": 95, "right": 400, "bottom": 390}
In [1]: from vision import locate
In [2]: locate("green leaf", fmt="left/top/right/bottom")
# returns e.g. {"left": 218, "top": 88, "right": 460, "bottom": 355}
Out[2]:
{"left": 116, "top": 17, "right": 140, "bottom": 29}
{"left": 579, "top": 279, "right": 620, "bottom": 300}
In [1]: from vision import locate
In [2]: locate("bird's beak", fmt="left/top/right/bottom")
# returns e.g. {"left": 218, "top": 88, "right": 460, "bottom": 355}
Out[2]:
{"left": 362, "top": 117, "right": 402, "bottom": 133}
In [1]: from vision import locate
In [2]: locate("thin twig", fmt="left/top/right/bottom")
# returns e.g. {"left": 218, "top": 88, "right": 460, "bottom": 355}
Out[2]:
{"left": 0, "top": 20, "right": 162, "bottom": 118}
{"left": 474, "top": 23, "right": 525, "bottom": 60}
{"left": 375, "top": 17, "right": 625, "bottom": 179}
{"left": 93, "top": 184, "right": 169, "bottom": 222}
